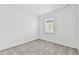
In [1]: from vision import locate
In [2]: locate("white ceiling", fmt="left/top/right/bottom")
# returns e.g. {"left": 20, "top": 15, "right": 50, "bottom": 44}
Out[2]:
{"left": 14, "top": 4, "right": 68, "bottom": 15}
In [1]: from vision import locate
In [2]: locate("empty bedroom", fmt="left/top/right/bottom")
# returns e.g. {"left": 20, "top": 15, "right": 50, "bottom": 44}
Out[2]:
{"left": 0, "top": 4, "right": 79, "bottom": 55}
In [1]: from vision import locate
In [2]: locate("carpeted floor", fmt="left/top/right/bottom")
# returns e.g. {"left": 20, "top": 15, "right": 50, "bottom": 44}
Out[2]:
{"left": 0, "top": 39, "right": 78, "bottom": 55}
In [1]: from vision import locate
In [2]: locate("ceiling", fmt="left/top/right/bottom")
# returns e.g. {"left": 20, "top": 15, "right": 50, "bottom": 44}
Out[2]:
{"left": 14, "top": 4, "right": 68, "bottom": 15}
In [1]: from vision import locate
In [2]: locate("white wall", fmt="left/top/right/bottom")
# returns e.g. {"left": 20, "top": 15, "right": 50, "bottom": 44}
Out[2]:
{"left": 78, "top": 5, "right": 79, "bottom": 50}
{"left": 0, "top": 5, "right": 37, "bottom": 50}
{"left": 38, "top": 5, "right": 78, "bottom": 48}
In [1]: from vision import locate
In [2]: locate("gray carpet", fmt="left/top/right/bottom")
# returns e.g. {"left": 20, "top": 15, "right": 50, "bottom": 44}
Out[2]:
{"left": 0, "top": 39, "right": 78, "bottom": 55}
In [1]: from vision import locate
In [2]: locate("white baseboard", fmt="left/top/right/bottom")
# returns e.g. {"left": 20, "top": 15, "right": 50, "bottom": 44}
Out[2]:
{"left": 0, "top": 38, "right": 37, "bottom": 50}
